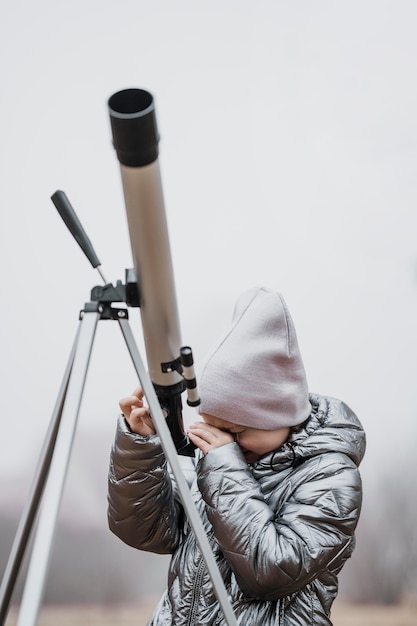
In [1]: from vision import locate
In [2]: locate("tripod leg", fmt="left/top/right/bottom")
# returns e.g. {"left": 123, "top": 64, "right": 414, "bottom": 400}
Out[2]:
{"left": 0, "top": 328, "right": 80, "bottom": 626}
{"left": 118, "top": 318, "right": 238, "bottom": 626}
{"left": 16, "top": 312, "right": 100, "bottom": 626}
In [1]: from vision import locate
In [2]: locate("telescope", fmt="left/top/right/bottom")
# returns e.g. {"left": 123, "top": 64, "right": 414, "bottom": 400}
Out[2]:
{"left": 0, "top": 87, "right": 238, "bottom": 626}
{"left": 108, "top": 88, "right": 198, "bottom": 456}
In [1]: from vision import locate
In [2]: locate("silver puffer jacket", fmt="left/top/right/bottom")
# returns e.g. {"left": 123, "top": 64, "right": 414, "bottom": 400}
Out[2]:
{"left": 108, "top": 393, "right": 365, "bottom": 625}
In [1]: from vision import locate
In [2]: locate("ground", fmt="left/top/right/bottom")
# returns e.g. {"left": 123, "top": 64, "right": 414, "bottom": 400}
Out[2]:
{"left": 5, "top": 601, "right": 417, "bottom": 625}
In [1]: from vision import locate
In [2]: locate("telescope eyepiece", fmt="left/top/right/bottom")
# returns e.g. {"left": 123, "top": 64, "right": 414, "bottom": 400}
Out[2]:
{"left": 108, "top": 88, "right": 159, "bottom": 167}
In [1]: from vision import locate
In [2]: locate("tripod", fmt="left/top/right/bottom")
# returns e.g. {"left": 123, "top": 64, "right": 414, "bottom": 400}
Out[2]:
{"left": 0, "top": 290, "right": 238, "bottom": 626}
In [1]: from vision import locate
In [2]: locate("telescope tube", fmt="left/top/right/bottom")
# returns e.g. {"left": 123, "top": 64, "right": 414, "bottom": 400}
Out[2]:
{"left": 108, "top": 88, "right": 194, "bottom": 455}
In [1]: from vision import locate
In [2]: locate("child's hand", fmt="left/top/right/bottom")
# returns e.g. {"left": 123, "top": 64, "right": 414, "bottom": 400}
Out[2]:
{"left": 187, "top": 422, "right": 234, "bottom": 455}
{"left": 119, "top": 386, "right": 156, "bottom": 436}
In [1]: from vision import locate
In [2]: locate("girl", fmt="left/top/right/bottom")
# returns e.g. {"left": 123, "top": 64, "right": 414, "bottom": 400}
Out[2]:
{"left": 108, "top": 287, "right": 365, "bottom": 625}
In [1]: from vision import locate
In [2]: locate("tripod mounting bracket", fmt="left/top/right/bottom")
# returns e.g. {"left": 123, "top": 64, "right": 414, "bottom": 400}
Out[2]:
{"left": 80, "top": 301, "right": 129, "bottom": 321}
{"left": 161, "top": 356, "right": 183, "bottom": 375}
{"left": 90, "top": 268, "right": 140, "bottom": 308}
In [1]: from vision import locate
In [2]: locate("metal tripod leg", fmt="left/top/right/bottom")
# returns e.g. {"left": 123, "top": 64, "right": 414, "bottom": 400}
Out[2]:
{"left": 16, "top": 311, "right": 100, "bottom": 626}
{"left": 2, "top": 309, "right": 236, "bottom": 626}
{"left": 118, "top": 318, "right": 238, "bottom": 626}
{"left": 0, "top": 328, "right": 79, "bottom": 626}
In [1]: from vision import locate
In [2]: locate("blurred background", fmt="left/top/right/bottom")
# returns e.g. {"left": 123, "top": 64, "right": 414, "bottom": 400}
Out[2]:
{"left": 1, "top": 0, "right": 417, "bottom": 620}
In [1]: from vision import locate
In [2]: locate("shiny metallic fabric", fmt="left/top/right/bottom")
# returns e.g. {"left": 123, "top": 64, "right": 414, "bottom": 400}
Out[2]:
{"left": 108, "top": 394, "right": 365, "bottom": 625}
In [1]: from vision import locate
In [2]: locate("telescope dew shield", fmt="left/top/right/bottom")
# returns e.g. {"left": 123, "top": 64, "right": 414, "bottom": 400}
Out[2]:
{"left": 108, "top": 89, "right": 159, "bottom": 167}
{"left": 109, "top": 88, "right": 193, "bottom": 455}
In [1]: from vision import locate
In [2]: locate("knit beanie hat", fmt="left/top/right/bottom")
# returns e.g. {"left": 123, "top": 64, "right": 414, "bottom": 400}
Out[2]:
{"left": 197, "top": 287, "right": 311, "bottom": 429}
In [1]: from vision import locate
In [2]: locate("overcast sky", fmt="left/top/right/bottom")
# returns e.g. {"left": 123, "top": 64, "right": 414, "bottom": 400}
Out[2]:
{"left": 1, "top": 1, "right": 417, "bottom": 523}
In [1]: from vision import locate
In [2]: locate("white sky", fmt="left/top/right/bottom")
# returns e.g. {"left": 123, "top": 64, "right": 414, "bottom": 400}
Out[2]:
{"left": 1, "top": 0, "right": 417, "bottom": 518}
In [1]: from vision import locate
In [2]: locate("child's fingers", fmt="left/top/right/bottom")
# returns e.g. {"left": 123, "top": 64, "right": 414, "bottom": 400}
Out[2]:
{"left": 187, "top": 429, "right": 211, "bottom": 455}
{"left": 188, "top": 423, "right": 234, "bottom": 453}
{"left": 119, "top": 387, "right": 146, "bottom": 417}
{"left": 130, "top": 406, "right": 149, "bottom": 420}
{"left": 129, "top": 407, "right": 155, "bottom": 435}
{"left": 131, "top": 386, "right": 145, "bottom": 400}
{"left": 119, "top": 396, "right": 142, "bottom": 417}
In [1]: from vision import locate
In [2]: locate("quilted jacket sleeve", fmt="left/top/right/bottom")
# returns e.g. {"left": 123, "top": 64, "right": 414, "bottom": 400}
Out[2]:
{"left": 107, "top": 415, "right": 183, "bottom": 554}
{"left": 197, "top": 442, "right": 362, "bottom": 601}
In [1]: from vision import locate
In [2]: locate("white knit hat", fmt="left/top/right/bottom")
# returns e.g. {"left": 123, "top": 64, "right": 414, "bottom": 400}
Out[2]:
{"left": 197, "top": 287, "right": 311, "bottom": 429}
